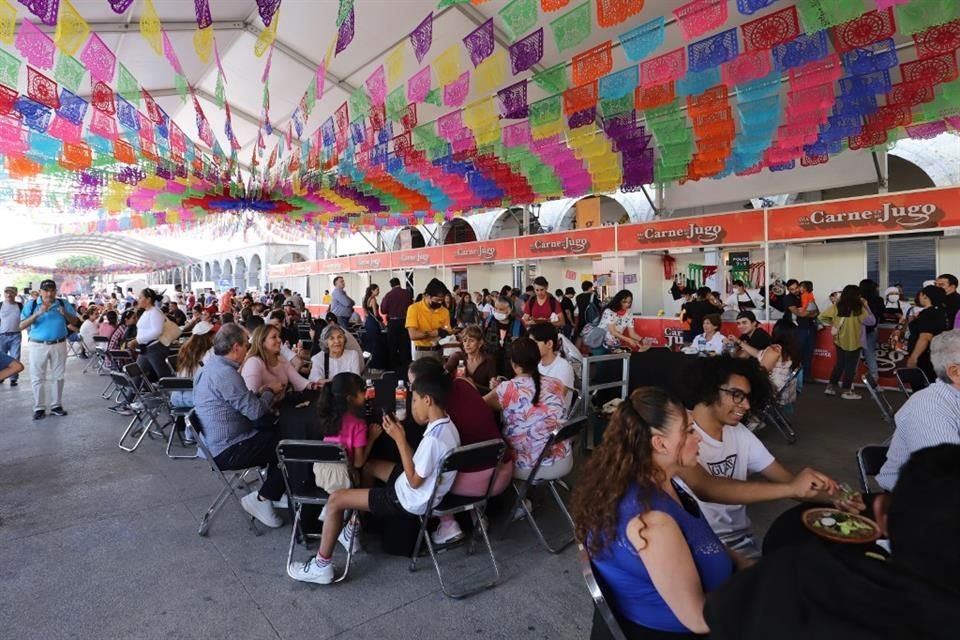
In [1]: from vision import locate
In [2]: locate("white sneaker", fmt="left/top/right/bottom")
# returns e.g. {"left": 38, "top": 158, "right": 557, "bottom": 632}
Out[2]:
{"left": 512, "top": 498, "right": 533, "bottom": 522}
{"left": 337, "top": 519, "right": 362, "bottom": 554}
{"left": 287, "top": 557, "right": 334, "bottom": 585}
{"left": 431, "top": 518, "right": 465, "bottom": 545}
{"left": 240, "top": 492, "right": 283, "bottom": 528}
{"left": 841, "top": 391, "right": 862, "bottom": 400}
{"left": 271, "top": 495, "right": 289, "bottom": 510}
{"left": 824, "top": 385, "right": 838, "bottom": 396}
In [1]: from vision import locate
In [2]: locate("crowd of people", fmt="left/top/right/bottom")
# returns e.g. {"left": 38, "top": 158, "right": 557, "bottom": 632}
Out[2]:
{"left": 3, "top": 269, "right": 958, "bottom": 637}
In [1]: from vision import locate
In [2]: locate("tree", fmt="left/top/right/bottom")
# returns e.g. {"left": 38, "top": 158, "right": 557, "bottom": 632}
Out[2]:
{"left": 9, "top": 272, "right": 50, "bottom": 291}
{"left": 55, "top": 255, "right": 103, "bottom": 271}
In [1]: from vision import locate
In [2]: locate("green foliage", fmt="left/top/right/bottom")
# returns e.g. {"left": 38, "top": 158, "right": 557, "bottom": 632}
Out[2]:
{"left": 55, "top": 255, "right": 103, "bottom": 270}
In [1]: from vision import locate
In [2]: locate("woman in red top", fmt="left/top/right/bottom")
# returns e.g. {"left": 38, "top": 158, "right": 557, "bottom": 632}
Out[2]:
{"left": 523, "top": 276, "right": 565, "bottom": 330}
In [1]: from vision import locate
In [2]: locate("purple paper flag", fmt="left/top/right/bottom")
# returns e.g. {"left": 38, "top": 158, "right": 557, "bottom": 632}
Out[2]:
{"left": 335, "top": 6, "right": 355, "bottom": 55}
{"left": 509, "top": 28, "right": 543, "bottom": 75}
{"left": 18, "top": 0, "right": 59, "bottom": 26}
{"left": 410, "top": 13, "right": 433, "bottom": 64}
{"left": 194, "top": 0, "right": 212, "bottom": 29}
{"left": 498, "top": 80, "right": 528, "bottom": 119}
{"left": 108, "top": 0, "right": 134, "bottom": 13}
{"left": 256, "top": 0, "right": 281, "bottom": 26}
{"left": 463, "top": 18, "right": 494, "bottom": 67}
{"left": 80, "top": 33, "right": 117, "bottom": 84}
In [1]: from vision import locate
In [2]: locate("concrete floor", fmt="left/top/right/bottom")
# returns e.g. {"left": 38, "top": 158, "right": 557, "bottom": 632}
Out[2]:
{"left": 0, "top": 355, "right": 899, "bottom": 640}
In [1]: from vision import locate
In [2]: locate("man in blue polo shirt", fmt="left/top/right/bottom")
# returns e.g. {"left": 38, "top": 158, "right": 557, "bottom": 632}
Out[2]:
{"left": 19, "top": 279, "right": 79, "bottom": 420}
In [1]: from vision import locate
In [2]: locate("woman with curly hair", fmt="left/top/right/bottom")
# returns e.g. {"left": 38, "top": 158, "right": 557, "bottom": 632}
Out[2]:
{"left": 571, "top": 386, "right": 836, "bottom": 638}
{"left": 571, "top": 387, "right": 731, "bottom": 637}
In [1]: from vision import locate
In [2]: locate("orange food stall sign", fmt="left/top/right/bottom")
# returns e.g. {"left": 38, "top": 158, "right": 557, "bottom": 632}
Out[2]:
{"left": 313, "top": 258, "right": 350, "bottom": 275}
{"left": 619, "top": 210, "right": 764, "bottom": 251}
{"left": 767, "top": 186, "right": 960, "bottom": 242}
{"left": 350, "top": 253, "right": 390, "bottom": 271}
{"left": 514, "top": 226, "right": 616, "bottom": 260}
{"left": 389, "top": 246, "right": 444, "bottom": 270}
{"left": 442, "top": 238, "right": 516, "bottom": 266}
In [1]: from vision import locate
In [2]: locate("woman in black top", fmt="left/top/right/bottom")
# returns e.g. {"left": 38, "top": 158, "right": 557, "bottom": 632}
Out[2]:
{"left": 859, "top": 279, "right": 886, "bottom": 382}
{"left": 905, "top": 285, "right": 950, "bottom": 381}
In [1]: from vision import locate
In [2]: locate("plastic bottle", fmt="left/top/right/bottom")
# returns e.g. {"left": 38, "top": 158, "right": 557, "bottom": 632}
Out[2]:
{"left": 364, "top": 379, "right": 375, "bottom": 421}
{"left": 394, "top": 380, "right": 407, "bottom": 422}
{"left": 456, "top": 359, "right": 466, "bottom": 379}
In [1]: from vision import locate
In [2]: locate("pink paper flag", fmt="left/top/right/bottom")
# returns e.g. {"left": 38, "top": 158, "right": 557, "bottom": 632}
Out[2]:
{"left": 407, "top": 65, "right": 432, "bottom": 103}
{"left": 15, "top": 20, "right": 55, "bottom": 70}
{"left": 80, "top": 33, "right": 117, "bottom": 84}
{"left": 366, "top": 65, "right": 386, "bottom": 105}
{"left": 47, "top": 113, "right": 82, "bottom": 142}
{"left": 89, "top": 109, "right": 118, "bottom": 139}
{"left": 163, "top": 32, "right": 184, "bottom": 75}
{"left": 262, "top": 44, "right": 274, "bottom": 82}
{"left": 214, "top": 38, "right": 226, "bottom": 78}
{"left": 317, "top": 61, "right": 326, "bottom": 100}
{"left": 443, "top": 71, "right": 470, "bottom": 107}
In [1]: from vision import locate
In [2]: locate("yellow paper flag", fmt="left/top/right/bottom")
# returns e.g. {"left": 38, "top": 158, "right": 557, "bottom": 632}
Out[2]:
{"left": 193, "top": 27, "right": 214, "bottom": 64}
{"left": 433, "top": 45, "right": 461, "bottom": 87}
{"left": 475, "top": 50, "right": 505, "bottom": 94}
{"left": 385, "top": 45, "right": 405, "bottom": 87}
{"left": 54, "top": 0, "right": 90, "bottom": 56}
{"left": 463, "top": 97, "right": 497, "bottom": 131}
{"left": 255, "top": 10, "right": 279, "bottom": 58}
{"left": 140, "top": 0, "right": 163, "bottom": 55}
{"left": 0, "top": 0, "right": 16, "bottom": 45}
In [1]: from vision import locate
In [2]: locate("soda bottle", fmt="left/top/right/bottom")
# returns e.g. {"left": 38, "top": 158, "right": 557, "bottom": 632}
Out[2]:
{"left": 394, "top": 381, "right": 407, "bottom": 422}
{"left": 456, "top": 359, "right": 466, "bottom": 379}
{"left": 364, "top": 379, "right": 375, "bottom": 421}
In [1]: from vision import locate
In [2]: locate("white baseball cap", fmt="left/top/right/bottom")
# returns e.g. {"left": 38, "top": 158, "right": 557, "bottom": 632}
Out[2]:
{"left": 192, "top": 321, "right": 214, "bottom": 336}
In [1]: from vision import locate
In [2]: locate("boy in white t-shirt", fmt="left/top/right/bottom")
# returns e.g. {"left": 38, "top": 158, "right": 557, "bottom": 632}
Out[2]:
{"left": 684, "top": 357, "right": 809, "bottom": 559}
{"left": 289, "top": 369, "right": 461, "bottom": 585}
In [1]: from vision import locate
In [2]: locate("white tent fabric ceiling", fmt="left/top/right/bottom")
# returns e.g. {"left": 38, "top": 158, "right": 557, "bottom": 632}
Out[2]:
{"left": 48, "top": 0, "right": 923, "bottom": 185}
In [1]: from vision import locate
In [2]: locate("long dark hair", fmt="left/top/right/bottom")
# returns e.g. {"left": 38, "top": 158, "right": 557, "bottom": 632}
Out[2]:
{"left": 508, "top": 336, "right": 542, "bottom": 405}
{"left": 316, "top": 372, "right": 365, "bottom": 438}
{"left": 772, "top": 319, "right": 802, "bottom": 370}
{"left": 362, "top": 284, "right": 379, "bottom": 310}
{"left": 605, "top": 289, "right": 633, "bottom": 312}
{"left": 571, "top": 387, "right": 686, "bottom": 556}
{"left": 836, "top": 284, "right": 863, "bottom": 317}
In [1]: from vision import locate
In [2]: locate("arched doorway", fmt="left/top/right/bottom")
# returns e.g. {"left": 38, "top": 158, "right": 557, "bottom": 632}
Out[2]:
{"left": 887, "top": 155, "right": 936, "bottom": 192}
{"left": 204, "top": 262, "right": 212, "bottom": 281}
{"left": 278, "top": 251, "right": 308, "bottom": 264}
{"left": 248, "top": 254, "right": 263, "bottom": 290}
{"left": 235, "top": 257, "right": 247, "bottom": 292}
{"left": 223, "top": 259, "right": 234, "bottom": 287}
{"left": 489, "top": 207, "right": 524, "bottom": 238}
{"left": 392, "top": 226, "right": 427, "bottom": 250}
{"left": 557, "top": 195, "right": 630, "bottom": 231}
{"left": 211, "top": 260, "right": 222, "bottom": 281}
{"left": 440, "top": 218, "right": 478, "bottom": 244}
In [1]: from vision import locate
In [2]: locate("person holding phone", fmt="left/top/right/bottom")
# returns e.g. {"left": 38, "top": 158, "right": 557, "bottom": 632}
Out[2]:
{"left": 19, "top": 279, "right": 79, "bottom": 420}
{"left": 288, "top": 367, "right": 460, "bottom": 585}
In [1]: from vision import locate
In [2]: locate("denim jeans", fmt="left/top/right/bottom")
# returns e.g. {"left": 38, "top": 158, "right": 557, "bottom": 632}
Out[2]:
{"left": 862, "top": 330, "right": 878, "bottom": 381}
{"left": 0, "top": 332, "right": 21, "bottom": 382}
{"left": 830, "top": 347, "right": 862, "bottom": 390}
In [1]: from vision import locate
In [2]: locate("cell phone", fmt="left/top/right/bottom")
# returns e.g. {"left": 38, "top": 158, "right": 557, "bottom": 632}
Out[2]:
{"left": 300, "top": 340, "right": 313, "bottom": 352}
{"left": 382, "top": 409, "right": 396, "bottom": 422}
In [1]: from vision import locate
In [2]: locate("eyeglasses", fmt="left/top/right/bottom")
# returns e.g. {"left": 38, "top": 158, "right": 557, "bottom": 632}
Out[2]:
{"left": 719, "top": 387, "right": 750, "bottom": 405}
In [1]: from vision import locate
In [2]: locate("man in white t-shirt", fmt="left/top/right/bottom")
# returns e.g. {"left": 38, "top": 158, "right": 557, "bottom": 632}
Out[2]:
{"left": 288, "top": 367, "right": 460, "bottom": 584}
{"left": 686, "top": 357, "right": 808, "bottom": 559}
{"left": 529, "top": 323, "right": 575, "bottom": 414}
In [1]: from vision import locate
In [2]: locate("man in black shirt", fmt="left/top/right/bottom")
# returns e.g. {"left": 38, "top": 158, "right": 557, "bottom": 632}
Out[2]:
{"left": 558, "top": 287, "right": 576, "bottom": 339}
{"left": 165, "top": 301, "right": 187, "bottom": 326}
{"left": 734, "top": 310, "right": 771, "bottom": 353}
{"left": 575, "top": 280, "right": 597, "bottom": 335}
{"left": 681, "top": 287, "right": 715, "bottom": 343}
{"left": 782, "top": 279, "right": 817, "bottom": 377}
{"left": 936, "top": 273, "right": 959, "bottom": 329}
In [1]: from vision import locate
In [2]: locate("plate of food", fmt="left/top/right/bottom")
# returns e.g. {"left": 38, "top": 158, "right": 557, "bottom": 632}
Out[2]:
{"left": 801, "top": 508, "right": 881, "bottom": 544}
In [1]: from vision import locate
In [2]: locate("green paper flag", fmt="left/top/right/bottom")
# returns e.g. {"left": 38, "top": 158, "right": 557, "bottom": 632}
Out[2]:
{"left": 413, "top": 122, "right": 442, "bottom": 150}
{"left": 386, "top": 86, "right": 406, "bottom": 119}
{"left": 117, "top": 63, "right": 139, "bottom": 104}
{"left": 796, "top": 0, "right": 866, "bottom": 32}
{"left": 425, "top": 87, "right": 442, "bottom": 106}
{"left": 336, "top": 0, "right": 354, "bottom": 26}
{"left": 550, "top": 1, "right": 591, "bottom": 53}
{"left": 348, "top": 87, "right": 370, "bottom": 121}
{"left": 529, "top": 95, "right": 562, "bottom": 128}
{"left": 437, "top": 0, "right": 471, "bottom": 9}
{"left": 54, "top": 54, "right": 86, "bottom": 93}
{"left": 214, "top": 71, "right": 225, "bottom": 108}
{"left": 599, "top": 94, "right": 633, "bottom": 118}
{"left": 175, "top": 73, "right": 188, "bottom": 103}
{"left": 499, "top": 0, "right": 538, "bottom": 43}
{"left": 0, "top": 48, "right": 20, "bottom": 88}
{"left": 532, "top": 63, "right": 568, "bottom": 94}
{"left": 306, "top": 77, "right": 316, "bottom": 114}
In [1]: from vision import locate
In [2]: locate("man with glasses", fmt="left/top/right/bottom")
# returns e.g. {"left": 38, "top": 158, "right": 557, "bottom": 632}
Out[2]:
{"left": 1, "top": 286, "right": 23, "bottom": 386}
{"left": 18, "top": 279, "right": 79, "bottom": 420}
{"left": 405, "top": 278, "right": 452, "bottom": 362}
{"left": 683, "top": 356, "right": 819, "bottom": 559}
